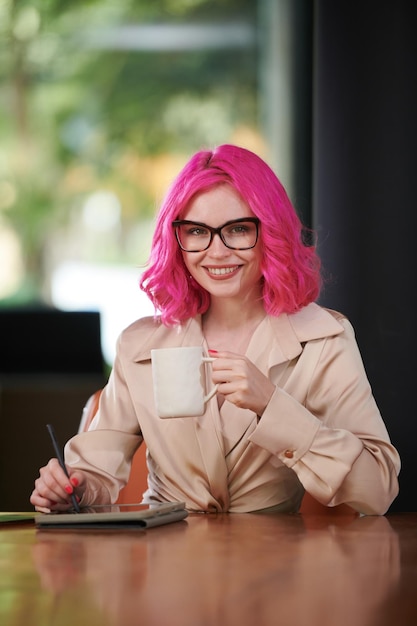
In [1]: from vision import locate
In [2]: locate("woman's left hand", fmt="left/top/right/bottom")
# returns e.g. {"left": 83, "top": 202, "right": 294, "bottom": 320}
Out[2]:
{"left": 209, "top": 350, "right": 275, "bottom": 417}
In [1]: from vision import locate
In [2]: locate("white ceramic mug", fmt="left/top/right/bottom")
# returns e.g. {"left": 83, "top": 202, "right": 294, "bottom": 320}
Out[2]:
{"left": 151, "top": 346, "right": 218, "bottom": 418}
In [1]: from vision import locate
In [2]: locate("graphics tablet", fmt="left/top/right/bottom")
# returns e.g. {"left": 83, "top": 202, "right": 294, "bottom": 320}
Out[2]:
{"left": 35, "top": 502, "right": 188, "bottom": 529}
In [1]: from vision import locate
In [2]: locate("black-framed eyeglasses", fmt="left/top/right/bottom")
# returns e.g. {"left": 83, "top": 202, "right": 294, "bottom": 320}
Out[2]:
{"left": 172, "top": 217, "right": 260, "bottom": 252}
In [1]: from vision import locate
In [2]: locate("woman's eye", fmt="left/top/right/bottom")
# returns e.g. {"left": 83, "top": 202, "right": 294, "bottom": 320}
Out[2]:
{"left": 189, "top": 227, "right": 208, "bottom": 237}
{"left": 229, "top": 225, "right": 248, "bottom": 235}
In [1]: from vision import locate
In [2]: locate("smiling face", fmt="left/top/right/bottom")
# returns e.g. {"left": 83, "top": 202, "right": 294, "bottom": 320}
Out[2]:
{"left": 179, "top": 184, "right": 264, "bottom": 305}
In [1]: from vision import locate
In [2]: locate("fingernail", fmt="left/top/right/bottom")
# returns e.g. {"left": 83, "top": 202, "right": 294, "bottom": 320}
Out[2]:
{"left": 64, "top": 484, "right": 73, "bottom": 494}
{"left": 70, "top": 477, "right": 79, "bottom": 487}
{"left": 208, "top": 349, "right": 218, "bottom": 354}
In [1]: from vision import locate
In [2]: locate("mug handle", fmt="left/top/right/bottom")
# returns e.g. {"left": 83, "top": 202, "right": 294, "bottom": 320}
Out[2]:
{"left": 202, "top": 356, "right": 219, "bottom": 403}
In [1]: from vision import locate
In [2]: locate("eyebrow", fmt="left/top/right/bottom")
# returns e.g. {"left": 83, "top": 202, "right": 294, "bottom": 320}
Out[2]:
{"left": 173, "top": 217, "right": 258, "bottom": 229}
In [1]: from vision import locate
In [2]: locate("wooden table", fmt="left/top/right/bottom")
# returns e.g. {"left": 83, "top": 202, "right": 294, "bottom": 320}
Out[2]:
{"left": 1, "top": 512, "right": 416, "bottom": 626}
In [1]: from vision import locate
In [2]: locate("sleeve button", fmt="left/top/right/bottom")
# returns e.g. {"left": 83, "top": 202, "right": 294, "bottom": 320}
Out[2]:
{"left": 284, "top": 449, "right": 294, "bottom": 459}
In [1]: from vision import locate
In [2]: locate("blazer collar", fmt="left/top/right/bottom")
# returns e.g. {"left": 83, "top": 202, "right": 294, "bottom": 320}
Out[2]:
{"left": 258, "top": 303, "right": 344, "bottom": 368}
{"left": 132, "top": 317, "right": 204, "bottom": 363}
{"left": 132, "top": 303, "right": 344, "bottom": 366}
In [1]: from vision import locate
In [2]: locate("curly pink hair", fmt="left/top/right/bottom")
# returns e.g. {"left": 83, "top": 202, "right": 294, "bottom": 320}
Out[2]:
{"left": 140, "top": 144, "right": 321, "bottom": 326}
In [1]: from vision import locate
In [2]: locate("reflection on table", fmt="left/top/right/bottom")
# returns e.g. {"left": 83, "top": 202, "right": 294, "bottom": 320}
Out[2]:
{"left": 1, "top": 512, "right": 416, "bottom": 626}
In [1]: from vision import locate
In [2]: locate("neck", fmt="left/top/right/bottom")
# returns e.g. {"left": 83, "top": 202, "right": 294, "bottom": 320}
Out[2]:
{"left": 202, "top": 300, "right": 266, "bottom": 354}
{"left": 203, "top": 297, "right": 266, "bottom": 330}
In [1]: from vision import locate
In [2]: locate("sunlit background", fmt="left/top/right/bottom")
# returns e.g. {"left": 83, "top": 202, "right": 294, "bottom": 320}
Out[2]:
{"left": 0, "top": 0, "right": 302, "bottom": 366}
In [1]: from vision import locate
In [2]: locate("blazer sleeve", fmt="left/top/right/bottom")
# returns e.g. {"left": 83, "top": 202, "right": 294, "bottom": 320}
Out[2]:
{"left": 249, "top": 318, "right": 401, "bottom": 515}
{"left": 64, "top": 336, "right": 143, "bottom": 506}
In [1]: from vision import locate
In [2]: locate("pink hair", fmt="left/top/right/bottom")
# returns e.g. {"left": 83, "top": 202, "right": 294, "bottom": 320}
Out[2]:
{"left": 140, "top": 144, "right": 321, "bottom": 326}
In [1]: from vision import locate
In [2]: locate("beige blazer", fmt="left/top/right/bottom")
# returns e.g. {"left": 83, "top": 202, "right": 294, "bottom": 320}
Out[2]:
{"left": 65, "top": 303, "right": 400, "bottom": 514}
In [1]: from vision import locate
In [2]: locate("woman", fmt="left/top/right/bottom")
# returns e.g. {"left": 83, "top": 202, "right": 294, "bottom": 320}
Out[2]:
{"left": 31, "top": 144, "right": 400, "bottom": 515}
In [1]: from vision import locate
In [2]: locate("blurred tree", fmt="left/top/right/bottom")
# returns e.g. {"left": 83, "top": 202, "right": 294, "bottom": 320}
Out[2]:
{"left": 0, "top": 0, "right": 259, "bottom": 303}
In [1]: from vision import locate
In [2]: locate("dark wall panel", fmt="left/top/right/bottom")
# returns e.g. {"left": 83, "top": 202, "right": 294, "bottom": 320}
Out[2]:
{"left": 313, "top": 1, "right": 417, "bottom": 510}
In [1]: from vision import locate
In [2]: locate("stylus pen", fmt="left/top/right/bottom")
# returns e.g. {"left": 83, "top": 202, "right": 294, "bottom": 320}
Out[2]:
{"left": 46, "top": 423, "right": 81, "bottom": 513}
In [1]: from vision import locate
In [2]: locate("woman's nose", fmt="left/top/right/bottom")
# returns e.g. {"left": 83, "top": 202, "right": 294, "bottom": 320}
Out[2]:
{"left": 207, "top": 233, "right": 231, "bottom": 256}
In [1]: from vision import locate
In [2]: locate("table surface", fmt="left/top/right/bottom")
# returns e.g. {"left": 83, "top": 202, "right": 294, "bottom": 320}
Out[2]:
{"left": 1, "top": 511, "right": 416, "bottom": 626}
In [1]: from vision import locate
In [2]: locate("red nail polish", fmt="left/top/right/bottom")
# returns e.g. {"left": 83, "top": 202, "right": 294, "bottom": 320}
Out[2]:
{"left": 70, "top": 477, "right": 79, "bottom": 487}
{"left": 64, "top": 484, "right": 73, "bottom": 494}
{"left": 208, "top": 349, "right": 218, "bottom": 354}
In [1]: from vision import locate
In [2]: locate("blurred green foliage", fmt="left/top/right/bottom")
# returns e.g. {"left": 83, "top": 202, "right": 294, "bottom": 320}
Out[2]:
{"left": 0, "top": 0, "right": 259, "bottom": 303}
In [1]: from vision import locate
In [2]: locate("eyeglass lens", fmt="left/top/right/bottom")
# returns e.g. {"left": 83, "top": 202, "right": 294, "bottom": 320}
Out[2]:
{"left": 175, "top": 219, "right": 258, "bottom": 252}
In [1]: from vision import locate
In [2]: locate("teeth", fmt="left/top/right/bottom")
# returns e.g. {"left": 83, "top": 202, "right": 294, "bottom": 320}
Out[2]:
{"left": 207, "top": 266, "right": 237, "bottom": 275}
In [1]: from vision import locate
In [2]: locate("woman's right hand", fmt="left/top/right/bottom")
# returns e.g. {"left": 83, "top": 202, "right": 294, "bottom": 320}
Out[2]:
{"left": 30, "top": 458, "right": 86, "bottom": 513}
